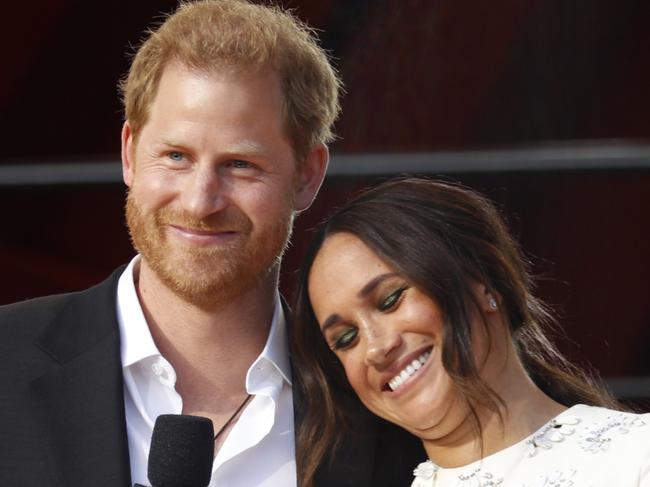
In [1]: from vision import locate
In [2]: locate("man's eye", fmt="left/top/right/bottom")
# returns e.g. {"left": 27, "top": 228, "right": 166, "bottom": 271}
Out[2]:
{"left": 231, "top": 159, "right": 251, "bottom": 169}
{"left": 167, "top": 151, "right": 184, "bottom": 162}
{"left": 378, "top": 287, "right": 406, "bottom": 312}
{"left": 333, "top": 328, "right": 358, "bottom": 350}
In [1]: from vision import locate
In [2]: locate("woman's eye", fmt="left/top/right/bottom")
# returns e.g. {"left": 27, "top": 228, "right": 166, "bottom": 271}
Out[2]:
{"left": 378, "top": 287, "right": 406, "bottom": 312}
{"left": 333, "top": 328, "right": 358, "bottom": 350}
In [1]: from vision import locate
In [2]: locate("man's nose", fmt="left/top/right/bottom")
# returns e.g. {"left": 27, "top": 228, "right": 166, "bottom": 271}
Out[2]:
{"left": 180, "top": 165, "right": 228, "bottom": 219}
{"left": 363, "top": 325, "right": 402, "bottom": 368}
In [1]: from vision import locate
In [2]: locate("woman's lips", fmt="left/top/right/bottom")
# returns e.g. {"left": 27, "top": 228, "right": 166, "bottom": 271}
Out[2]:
{"left": 382, "top": 347, "right": 433, "bottom": 393}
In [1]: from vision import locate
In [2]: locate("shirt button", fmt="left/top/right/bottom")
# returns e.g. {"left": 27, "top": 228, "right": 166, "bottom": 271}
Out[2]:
{"left": 152, "top": 362, "right": 164, "bottom": 376}
{"left": 151, "top": 360, "right": 176, "bottom": 387}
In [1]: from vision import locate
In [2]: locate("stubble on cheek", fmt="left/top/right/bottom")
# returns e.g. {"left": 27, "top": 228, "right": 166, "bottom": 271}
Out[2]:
{"left": 124, "top": 190, "right": 294, "bottom": 308}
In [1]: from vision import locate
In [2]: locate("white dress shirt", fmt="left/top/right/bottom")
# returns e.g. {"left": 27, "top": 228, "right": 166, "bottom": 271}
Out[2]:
{"left": 116, "top": 256, "right": 296, "bottom": 487}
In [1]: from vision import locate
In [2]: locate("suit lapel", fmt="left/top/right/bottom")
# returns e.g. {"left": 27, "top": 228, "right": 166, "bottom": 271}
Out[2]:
{"left": 30, "top": 268, "right": 131, "bottom": 487}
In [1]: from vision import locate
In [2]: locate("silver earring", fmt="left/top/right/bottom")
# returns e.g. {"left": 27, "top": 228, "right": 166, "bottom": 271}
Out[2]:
{"left": 488, "top": 297, "right": 498, "bottom": 310}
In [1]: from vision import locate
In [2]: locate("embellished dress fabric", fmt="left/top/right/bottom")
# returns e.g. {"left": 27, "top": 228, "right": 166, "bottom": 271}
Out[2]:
{"left": 411, "top": 405, "right": 650, "bottom": 486}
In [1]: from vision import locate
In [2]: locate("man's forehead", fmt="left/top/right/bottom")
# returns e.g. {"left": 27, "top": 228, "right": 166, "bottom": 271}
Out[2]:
{"left": 160, "top": 60, "right": 281, "bottom": 87}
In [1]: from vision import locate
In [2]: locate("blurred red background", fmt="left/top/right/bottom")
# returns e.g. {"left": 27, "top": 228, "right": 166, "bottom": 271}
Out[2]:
{"left": 1, "top": 0, "right": 649, "bottom": 401}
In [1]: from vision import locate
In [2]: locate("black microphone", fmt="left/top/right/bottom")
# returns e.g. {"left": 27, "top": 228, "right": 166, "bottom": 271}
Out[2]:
{"left": 138, "top": 414, "right": 215, "bottom": 487}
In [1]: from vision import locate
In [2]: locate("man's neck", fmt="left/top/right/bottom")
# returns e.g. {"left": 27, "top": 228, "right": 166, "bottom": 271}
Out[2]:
{"left": 133, "top": 259, "right": 278, "bottom": 416}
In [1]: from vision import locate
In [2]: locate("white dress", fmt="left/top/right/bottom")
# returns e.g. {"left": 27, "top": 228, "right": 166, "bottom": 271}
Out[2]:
{"left": 411, "top": 404, "right": 650, "bottom": 486}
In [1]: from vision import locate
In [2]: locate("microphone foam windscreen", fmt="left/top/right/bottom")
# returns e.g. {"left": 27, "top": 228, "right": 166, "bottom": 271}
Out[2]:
{"left": 148, "top": 414, "right": 215, "bottom": 487}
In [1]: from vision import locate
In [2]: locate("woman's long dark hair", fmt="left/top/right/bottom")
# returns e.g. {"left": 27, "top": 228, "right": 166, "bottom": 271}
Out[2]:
{"left": 291, "top": 177, "right": 619, "bottom": 487}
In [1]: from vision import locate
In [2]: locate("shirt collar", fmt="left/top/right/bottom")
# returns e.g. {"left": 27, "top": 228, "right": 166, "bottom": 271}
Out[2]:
{"left": 117, "top": 255, "right": 161, "bottom": 368}
{"left": 116, "top": 255, "right": 292, "bottom": 386}
{"left": 247, "top": 294, "right": 292, "bottom": 389}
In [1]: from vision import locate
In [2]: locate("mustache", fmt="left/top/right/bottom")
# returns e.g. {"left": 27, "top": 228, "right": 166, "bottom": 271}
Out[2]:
{"left": 155, "top": 207, "right": 252, "bottom": 233}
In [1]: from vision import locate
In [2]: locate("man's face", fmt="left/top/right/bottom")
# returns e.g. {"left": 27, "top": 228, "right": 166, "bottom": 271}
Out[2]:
{"left": 121, "top": 63, "right": 326, "bottom": 307}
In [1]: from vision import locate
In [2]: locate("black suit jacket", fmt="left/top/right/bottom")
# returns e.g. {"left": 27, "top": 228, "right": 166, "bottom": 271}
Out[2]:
{"left": 0, "top": 267, "right": 423, "bottom": 486}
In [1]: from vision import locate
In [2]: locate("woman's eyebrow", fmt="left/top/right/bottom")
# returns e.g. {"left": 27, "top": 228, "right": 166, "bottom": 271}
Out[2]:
{"left": 320, "top": 313, "right": 342, "bottom": 333}
{"left": 358, "top": 272, "right": 399, "bottom": 298}
{"left": 319, "top": 272, "right": 400, "bottom": 333}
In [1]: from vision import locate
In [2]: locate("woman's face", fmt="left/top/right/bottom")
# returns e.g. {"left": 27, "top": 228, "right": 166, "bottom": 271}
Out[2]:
{"left": 308, "top": 232, "right": 465, "bottom": 437}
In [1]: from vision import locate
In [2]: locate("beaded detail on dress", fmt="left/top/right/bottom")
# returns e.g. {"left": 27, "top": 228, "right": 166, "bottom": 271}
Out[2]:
{"left": 578, "top": 411, "right": 646, "bottom": 453}
{"left": 412, "top": 460, "right": 505, "bottom": 487}
{"left": 523, "top": 468, "right": 576, "bottom": 487}
{"left": 413, "top": 460, "right": 437, "bottom": 481}
{"left": 525, "top": 415, "right": 580, "bottom": 457}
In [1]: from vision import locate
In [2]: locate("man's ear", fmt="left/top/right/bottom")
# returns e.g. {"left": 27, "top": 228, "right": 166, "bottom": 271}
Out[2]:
{"left": 121, "top": 121, "right": 135, "bottom": 187}
{"left": 293, "top": 143, "right": 329, "bottom": 212}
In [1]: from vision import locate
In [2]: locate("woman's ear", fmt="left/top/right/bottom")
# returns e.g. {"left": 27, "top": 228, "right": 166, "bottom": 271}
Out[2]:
{"left": 473, "top": 282, "right": 501, "bottom": 313}
{"left": 486, "top": 293, "right": 499, "bottom": 313}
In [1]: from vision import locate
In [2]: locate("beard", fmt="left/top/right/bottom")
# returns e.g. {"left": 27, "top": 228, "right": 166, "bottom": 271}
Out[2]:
{"left": 125, "top": 191, "right": 294, "bottom": 309}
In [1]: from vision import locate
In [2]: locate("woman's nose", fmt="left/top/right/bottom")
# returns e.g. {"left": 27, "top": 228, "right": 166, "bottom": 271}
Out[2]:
{"left": 363, "top": 326, "right": 402, "bottom": 368}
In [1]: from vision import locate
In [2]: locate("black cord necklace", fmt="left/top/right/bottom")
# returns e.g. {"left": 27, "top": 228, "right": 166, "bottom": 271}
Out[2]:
{"left": 214, "top": 394, "right": 252, "bottom": 441}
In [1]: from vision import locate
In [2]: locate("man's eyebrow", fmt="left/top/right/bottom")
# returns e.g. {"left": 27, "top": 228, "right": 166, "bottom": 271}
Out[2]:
{"left": 158, "top": 138, "right": 185, "bottom": 148}
{"left": 157, "top": 138, "right": 271, "bottom": 159}
{"left": 319, "top": 272, "right": 400, "bottom": 333}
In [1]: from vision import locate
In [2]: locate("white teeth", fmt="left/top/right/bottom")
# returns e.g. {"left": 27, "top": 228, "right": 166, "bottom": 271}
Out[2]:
{"left": 387, "top": 350, "right": 431, "bottom": 391}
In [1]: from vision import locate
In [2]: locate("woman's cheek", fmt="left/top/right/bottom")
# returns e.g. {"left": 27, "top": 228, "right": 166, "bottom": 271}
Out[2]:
{"left": 343, "top": 357, "right": 369, "bottom": 395}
